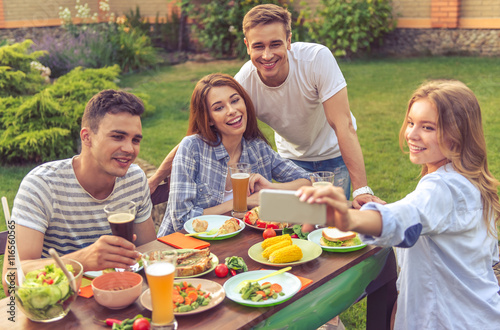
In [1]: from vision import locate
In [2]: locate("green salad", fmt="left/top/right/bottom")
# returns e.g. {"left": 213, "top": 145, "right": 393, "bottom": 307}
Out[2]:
{"left": 16, "top": 263, "right": 76, "bottom": 320}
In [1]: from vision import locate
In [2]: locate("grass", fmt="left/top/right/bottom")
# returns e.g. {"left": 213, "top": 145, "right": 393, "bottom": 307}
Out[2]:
{"left": 1, "top": 56, "right": 500, "bottom": 326}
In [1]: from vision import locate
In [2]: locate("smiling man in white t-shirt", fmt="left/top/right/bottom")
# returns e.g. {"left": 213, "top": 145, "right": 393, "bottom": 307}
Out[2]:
{"left": 234, "top": 3, "right": 384, "bottom": 209}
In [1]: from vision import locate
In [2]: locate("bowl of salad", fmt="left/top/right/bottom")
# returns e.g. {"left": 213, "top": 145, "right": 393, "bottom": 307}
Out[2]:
{"left": 10, "top": 258, "right": 83, "bottom": 322}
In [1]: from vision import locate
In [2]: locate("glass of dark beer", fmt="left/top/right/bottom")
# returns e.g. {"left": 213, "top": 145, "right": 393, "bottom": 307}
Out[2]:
{"left": 104, "top": 201, "right": 136, "bottom": 242}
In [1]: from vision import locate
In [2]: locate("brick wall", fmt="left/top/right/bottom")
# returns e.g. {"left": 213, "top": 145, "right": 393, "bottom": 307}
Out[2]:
{"left": 431, "top": 0, "right": 460, "bottom": 28}
{"left": 461, "top": 0, "right": 500, "bottom": 17}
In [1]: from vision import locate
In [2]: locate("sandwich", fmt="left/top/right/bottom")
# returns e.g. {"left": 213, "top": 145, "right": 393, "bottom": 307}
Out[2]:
{"left": 320, "top": 227, "right": 363, "bottom": 247}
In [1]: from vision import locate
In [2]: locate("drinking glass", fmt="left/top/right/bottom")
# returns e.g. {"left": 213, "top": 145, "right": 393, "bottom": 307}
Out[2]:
{"left": 228, "top": 163, "right": 252, "bottom": 218}
{"left": 310, "top": 171, "right": 335, "bottom": 187}
{"left": 142, "top": 250, "right": 178, "bottom": 330}
{"left": 104, "top": 201, "right": 136, "bottom": 242}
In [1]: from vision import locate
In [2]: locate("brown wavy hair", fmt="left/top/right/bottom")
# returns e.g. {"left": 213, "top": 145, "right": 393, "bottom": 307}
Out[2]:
{"left": 242, "top": 4, "right": 292, "bottom": 38}
{"left": 187, "top": 73, "right": 269, "bottom": 146}
{"left": 399, "top": 80, "right": 500, "bottom": 235}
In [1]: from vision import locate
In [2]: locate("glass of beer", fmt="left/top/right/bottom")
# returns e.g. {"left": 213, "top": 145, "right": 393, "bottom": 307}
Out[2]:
{"left": 228, "top": 163, "right": 252, "bottom": 218}
{"left": 142, "top": 250, "right": 178, "bottom": 330}
{"left": 104, "top": 201, "right": 136, "bottom": 242}
{"left": 310, "top": 171, "right": 335, "bottom": 187}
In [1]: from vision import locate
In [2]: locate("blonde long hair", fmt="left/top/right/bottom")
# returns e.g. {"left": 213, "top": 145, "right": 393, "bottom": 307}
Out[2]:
{"left": 399, "top": 80, "right": 500, "bottom": 235}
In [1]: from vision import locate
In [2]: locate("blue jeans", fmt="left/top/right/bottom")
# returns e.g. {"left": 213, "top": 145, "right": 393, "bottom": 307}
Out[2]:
{"left": 291, "top": 156, "right": 351, "bottom": 200}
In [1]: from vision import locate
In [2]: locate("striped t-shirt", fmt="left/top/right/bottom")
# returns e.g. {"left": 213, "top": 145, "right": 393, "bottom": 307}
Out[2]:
{"left": 13, "top": 157, "right": 152, "bottom": 257}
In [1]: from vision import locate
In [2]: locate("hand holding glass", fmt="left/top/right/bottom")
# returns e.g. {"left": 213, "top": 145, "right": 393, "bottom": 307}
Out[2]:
{"left": 310, "top": 171, "right": 335, "bottom": 187}
{"left": 142, "top": 250, "right": 178, "bottom": 329}
{"left": 229, "top": 163, "right": 251, "bottom": 218}
{"left": 104, "top": 201, "right": 136, "bottom": 242}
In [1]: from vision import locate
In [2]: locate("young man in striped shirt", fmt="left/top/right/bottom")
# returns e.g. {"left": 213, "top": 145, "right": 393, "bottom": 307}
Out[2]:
{"left": 4, "top": 90, "right": 156, "bottom": 282}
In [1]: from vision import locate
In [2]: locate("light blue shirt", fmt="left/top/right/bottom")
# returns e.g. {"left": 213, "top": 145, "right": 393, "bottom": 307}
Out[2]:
{"left": 361, "top": 163, "right": 500, "bottom": 329}
{"left": 157, "top": 135, "right": 310, "bottom": 236}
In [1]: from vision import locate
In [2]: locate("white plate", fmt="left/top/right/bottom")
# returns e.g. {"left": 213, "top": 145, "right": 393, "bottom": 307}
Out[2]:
{"left": 184, "top": 215, "right": 245, "bottom": 240}
{"left": 83, "top": 261, "right": 143, "bottom": 278}
{"left": 307, "top": 228, "right": 367, "bottom": 252}
{"left": 223, "top": 270, "right": 301, "bottom": 307}
{"left": 141, "top": 279, "right": 225, "bottom": 315}
{"left": 248, "top": 239, "right": 323, "bottom": 267}
{"left": 175, "top": 250, "right": 219, "bottom": 279}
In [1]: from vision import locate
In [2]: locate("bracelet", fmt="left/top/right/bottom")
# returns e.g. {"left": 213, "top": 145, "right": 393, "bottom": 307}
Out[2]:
{"left": 352, "top": 186, "right": 374, "bottom": 199}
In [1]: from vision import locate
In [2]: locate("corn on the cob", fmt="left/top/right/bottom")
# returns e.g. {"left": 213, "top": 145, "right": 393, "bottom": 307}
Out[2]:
{"left": 269, "top": 244, "right": 303, "bottom": 263}
{"left": 261, "top": 234, "right": 292, "bottom": 250}
{"left": 262, "top": 239, "right": 292, "bottom": 259}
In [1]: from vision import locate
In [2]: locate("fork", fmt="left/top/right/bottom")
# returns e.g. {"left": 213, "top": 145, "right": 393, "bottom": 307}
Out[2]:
{"left": 234, "top": 266, "right": 292, "bottom": 293}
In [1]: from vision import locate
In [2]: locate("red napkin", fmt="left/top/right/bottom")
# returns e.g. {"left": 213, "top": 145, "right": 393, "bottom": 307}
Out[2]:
{"left": 157, "top": 232, "right": 211, "bottom": 250}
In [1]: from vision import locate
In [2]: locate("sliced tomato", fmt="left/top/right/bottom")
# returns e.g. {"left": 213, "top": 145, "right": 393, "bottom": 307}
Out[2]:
{"left": 266, "top": 223, "right": 279, "bottom": 229}
{"left": 256, "top": 220, "right": 267, "bottom": 228}
{"left": 243, "top": 211, "right": 253, "bottom": 225}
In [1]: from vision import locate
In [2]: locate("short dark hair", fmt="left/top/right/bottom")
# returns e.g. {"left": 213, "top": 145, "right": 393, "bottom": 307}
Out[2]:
{"left": 82, "top": 89, "right": 145, "bottom": 133}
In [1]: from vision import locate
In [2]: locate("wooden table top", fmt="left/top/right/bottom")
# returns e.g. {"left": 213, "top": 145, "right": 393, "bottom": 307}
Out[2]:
{"left": 0, "top": 226, "right": 383, "bottom": 329}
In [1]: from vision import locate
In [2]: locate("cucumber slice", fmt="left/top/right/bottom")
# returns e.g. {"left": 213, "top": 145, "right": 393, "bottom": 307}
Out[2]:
{"left": 58, "top": 283, "right": 70, "bottom": 299}
{"left": 49, "top": 285, "right": 62, "bottom": 305}
{"left": 30, "top": 291, "right": 51, "bottom": 309}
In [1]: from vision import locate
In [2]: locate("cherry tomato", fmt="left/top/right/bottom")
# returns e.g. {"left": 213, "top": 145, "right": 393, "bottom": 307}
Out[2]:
{"left": 263, "top": 228, "right": 277, "bottom": 239}
{"left": 133, "top": 317, "right": 151, "bottom": 330}
{"left": 290, "top": 234, "right": 299, "bottom": 239}
{"left": 214, "top": 264, "right": 229, "bottom": 278}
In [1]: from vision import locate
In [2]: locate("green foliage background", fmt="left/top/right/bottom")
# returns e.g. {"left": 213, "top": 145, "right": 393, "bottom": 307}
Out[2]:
{"left": 302, "top": 0, "right": 396, "bottom": 57}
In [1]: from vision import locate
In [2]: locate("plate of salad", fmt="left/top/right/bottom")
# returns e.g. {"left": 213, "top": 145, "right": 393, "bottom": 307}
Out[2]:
{"left": 141, "top": 279, "right": 225, "bottom": 315}
{"left": 223, "top": 270, "right": 301, "bottom": 307}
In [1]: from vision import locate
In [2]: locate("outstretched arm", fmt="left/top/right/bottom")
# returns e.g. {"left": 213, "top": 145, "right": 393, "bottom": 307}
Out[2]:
{"left": 297, "top": 185, "right": 383, "bottom": 236}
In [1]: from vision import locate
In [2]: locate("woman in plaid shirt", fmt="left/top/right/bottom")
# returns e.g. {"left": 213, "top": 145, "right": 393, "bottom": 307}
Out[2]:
{"left": 157, "top": 73, "right": 311, "bottom": 236}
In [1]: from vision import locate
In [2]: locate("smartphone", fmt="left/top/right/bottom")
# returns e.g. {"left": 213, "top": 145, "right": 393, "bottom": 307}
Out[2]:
{"left": 259, "top": 189, "right": 326, "bottom": 225}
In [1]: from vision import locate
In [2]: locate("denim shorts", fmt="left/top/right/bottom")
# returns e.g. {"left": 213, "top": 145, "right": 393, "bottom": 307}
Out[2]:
{"left": 290, "top": 156, "right": 351, "bottom": 199}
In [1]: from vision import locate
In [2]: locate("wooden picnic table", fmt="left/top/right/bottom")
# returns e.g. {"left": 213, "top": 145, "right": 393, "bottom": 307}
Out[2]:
{"left": 0, "top": 225, "right": 397, "bottom": 329}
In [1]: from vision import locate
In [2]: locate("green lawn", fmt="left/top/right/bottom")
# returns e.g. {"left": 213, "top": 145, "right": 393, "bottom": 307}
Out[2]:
{"left": 2, "top": 57, "right": 500, "bottom": 327}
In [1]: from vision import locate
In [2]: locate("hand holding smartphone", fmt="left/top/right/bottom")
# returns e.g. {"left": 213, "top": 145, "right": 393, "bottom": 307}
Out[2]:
{"left": 259, "top": 189, "right": 326, "bottom": 225}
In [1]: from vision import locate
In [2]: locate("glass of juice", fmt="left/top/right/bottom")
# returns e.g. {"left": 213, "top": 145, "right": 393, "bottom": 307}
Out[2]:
{"left": 310, "top": 171, "right": 335, "bottom": 187}
{"left": 104, "top": 200, "right": 136, "bottom": 242}
{"left": 142, "top": 250, "right": 177, "bottom": 329}
{"left": 228, "top": 163, "right": 252, "bottom": 218}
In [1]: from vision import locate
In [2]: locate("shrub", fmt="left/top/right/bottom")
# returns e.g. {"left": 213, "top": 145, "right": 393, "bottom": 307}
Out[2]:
{"left": 33, "top": 1, "right": 160, "bottom": 77}
{"left": 0, "top": 40, "right": 47, "bottom": 96}
{"left": 302, "top": 0, "right": 396, "bottom": 58}
{"left": 189, "top": 0, "right": 304, "bottom": 58}
{"left": 0, "top": 64, "right": 154, "bottom": 164}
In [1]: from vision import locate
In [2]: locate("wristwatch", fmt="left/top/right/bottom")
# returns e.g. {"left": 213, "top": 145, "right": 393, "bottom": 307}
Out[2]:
{"left": 352, "top": 186, "right": 374, "bottom": 199}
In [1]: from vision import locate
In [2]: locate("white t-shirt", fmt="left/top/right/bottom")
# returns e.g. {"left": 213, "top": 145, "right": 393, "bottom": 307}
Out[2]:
{"left": 361, "top": 164, "right": 500, "bottom": 329}
{"left": 235, "top": 42, "right": 355, "bottom": 161}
